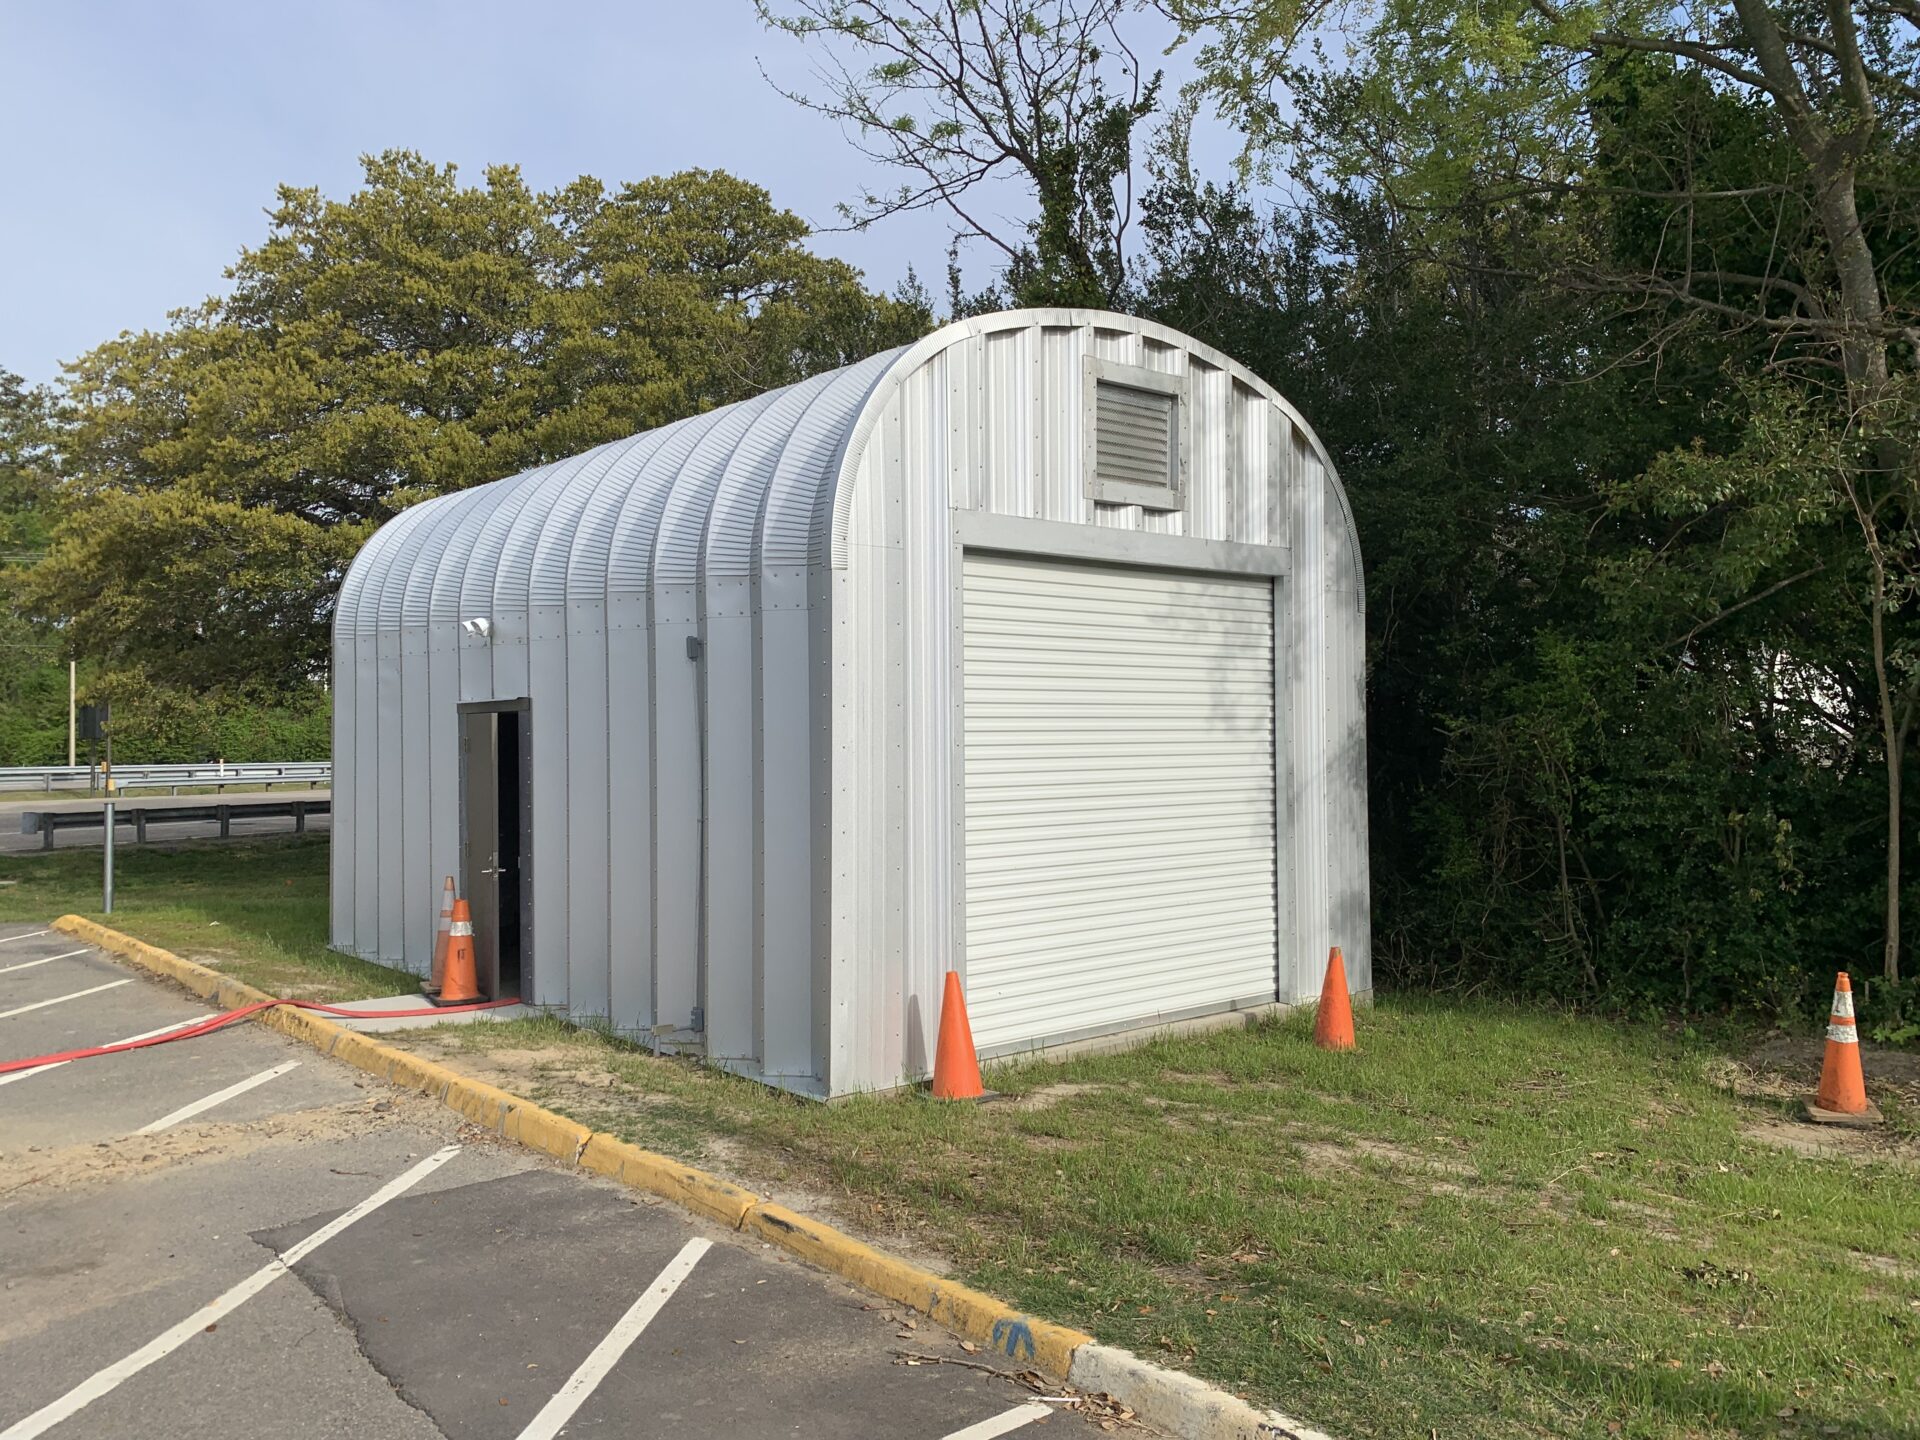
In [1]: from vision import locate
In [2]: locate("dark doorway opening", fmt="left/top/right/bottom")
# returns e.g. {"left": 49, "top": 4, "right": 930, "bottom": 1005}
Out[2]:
{"left": 460, "top": 701, "right": 531, "bottom": 1001}
{"left": 494, "top": 709, "right": 523, "bottom": 1000}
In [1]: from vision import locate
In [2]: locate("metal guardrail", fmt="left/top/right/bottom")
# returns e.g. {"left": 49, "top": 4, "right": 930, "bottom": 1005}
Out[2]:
{"left": 20, "top": 797, "right": 331, "bottom": 849}
{"left": 0, "top": 762, "right": 331, "bottom": 794}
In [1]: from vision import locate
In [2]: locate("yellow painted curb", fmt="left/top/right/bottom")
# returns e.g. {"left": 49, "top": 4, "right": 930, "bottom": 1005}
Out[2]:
{"left": 444, "top": 1076, "right": 516, "bottom": 1132}
{"left": 48, "top": 915, "right": 1094, "bottom": 1379}
{"left": 503, "top": 1101, "right": 594, "bottom": 1162}
{"left": 579, "top": 1133, "right": 759, "bottom": 1229}
{"left": 742, "top": 1203, "right": 1090, "bottom": 1375}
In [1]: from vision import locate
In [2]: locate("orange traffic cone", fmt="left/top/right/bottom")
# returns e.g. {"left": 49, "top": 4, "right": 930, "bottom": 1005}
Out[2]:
{"left": 931, "top": 970, "right": 985, "bottom": 1100}
{"left": 431, "top": 899, "right": 485, "bottom": 1006}
{"left": 1803, "top": 971, "right": 1881, "bottom": 1126}
{"left": 423, "top": 876, "right": 455, "bottom": 995}
{"left": 1313, "top": 946, "right": 1356, "bottom": 1051}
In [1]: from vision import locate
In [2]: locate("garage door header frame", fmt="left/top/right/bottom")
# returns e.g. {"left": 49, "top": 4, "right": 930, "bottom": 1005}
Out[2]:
{"left": 953, "top": 511, "right": 1291, "bottom": 579}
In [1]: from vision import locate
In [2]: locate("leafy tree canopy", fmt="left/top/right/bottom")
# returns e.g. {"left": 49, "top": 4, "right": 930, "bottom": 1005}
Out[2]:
{"left": 19, "top": 154, "right": 931, "bottom": 692}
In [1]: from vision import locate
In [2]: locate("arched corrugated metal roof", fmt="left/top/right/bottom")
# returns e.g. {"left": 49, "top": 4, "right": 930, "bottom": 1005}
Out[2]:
{"left": 654, "top": 387, "right": 793, "bottom": 590}
{"left": 403, "top": 486, "right": 493, "bottom": 628}
{"left": 334, "top": 345, "right": 914, "bottom": 638}
{"left": 562, "top": 425, "right": 685, "bottom": 606}
{"left": 529, "top": 436, "right": 647, "bottom": 609}
{"left": 340, "top": 499, "right": 433, "bottom": 639}
{"left": 336, "top": 316, "right": 1364, "bottom": 636}
{"left": 703, "top": 370, "right": 840, "bottom": 585}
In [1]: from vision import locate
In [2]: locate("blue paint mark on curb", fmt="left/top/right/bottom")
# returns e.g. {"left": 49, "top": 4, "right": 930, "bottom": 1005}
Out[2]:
{"left": 992, "top": 1317, "right": 1036, "bottom": 1360}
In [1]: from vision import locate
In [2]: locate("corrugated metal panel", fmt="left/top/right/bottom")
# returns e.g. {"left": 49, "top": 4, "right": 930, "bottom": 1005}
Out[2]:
{"left": 565, "top": 426, "right": 683, "bottom": 604}
{"left": 403, "top": 489, "right": 488, "bottom": 627}
{"left": 603, "top": 410, "right": 734, "bottom": 597}
{"left": 698, "top": 382, "right": 831, "bottom": 1061}
{"left": 1036, "top": 326, "right": 1082, "bottom": 525}
{"left": 329, "top": 624, "right": 356, "bottom": 950}
{"left": 528, "top": 438, "right": 638, "bottom": 608}
{"left": 654, "top": 390, "right": 786, "bottom": 589}
{"left": 1185, "top": 362, "right": 1225, "bottom": 540}
{"left": 982, "top": 326, "right": 1033, "bottom": 519}
{"left": 427, "top": 471, "right": 541, "bottom": 625}
{"left": 500, "top": 451, "right": 606, "bottom": 615}
{"left": 458, "top": 461, "right": 560, "bottom": 644}
{"left": 755, "top": 350, "right": 899, "bottom": 571}
{"left": 960, "top": 553, "right": 1277, "bottom": 1052}
{"left": 558, "top": 431, "right": 683, "bottom": 1023}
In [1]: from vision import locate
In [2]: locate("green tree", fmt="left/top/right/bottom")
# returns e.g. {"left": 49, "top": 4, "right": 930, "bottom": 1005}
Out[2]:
{"left": 19, "top": 155, "right": 929, "bottom": 692}
{"left": 1171, "top": 0, "right": 1920, "bottom": 981}
{"left": 0, "top": 370, "right": 67, "bottom": 764}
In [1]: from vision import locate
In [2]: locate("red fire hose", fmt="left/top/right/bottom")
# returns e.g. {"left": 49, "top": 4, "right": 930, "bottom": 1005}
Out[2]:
{"left": 0, "top": 996, "right": 518, "bottom": 1075}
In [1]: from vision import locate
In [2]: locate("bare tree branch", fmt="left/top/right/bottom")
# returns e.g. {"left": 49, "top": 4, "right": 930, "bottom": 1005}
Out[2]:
{"left": 758, "top": 0, "right": 1158, "bottom": 304}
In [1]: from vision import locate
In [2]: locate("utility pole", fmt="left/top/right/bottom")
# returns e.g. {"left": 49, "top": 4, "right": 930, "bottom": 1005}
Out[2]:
{"left": 68, "top": 659, "right": 76, "bottom": 768}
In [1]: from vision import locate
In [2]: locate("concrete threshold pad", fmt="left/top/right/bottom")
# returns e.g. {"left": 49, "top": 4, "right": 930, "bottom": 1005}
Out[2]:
{"left": 328, "top": 995, "right": 534, "bottom": 1033}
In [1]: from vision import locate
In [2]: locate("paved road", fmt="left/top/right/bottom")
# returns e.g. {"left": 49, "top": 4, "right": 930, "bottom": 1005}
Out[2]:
{"left": 0, "top": 793, "right": 331, "bottom": 855}
{"left": 0, "top": 924, "right": 1125, "bottom": 1439}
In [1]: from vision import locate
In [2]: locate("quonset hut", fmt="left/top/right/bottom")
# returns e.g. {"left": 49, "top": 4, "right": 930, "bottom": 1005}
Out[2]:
{"left": 331, "top": 309, "right": 1368, "bottom": 1097}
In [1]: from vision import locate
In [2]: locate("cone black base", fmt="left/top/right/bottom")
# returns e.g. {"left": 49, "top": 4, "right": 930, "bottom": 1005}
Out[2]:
{"left": 1800, "top": 1097, "right": 1883, "bottom": 1128}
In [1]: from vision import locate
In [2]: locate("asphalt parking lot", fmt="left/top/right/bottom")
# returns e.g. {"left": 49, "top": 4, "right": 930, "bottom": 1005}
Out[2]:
{"left": 0, "top": 924, "right": 1128, "bottom": 1439}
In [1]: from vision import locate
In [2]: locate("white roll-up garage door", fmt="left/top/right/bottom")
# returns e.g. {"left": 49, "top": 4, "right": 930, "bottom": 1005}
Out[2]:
{"left": 961, "top": 552, "right": 1278, "bottom": 1053}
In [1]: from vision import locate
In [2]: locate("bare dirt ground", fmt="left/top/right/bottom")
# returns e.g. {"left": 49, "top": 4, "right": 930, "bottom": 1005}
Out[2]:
{"left": 1709, "top": 1033, "right": 1920, "bottom": 1167}
{"left": 0, "top": 1090, "right": 454, "bottom": 1200}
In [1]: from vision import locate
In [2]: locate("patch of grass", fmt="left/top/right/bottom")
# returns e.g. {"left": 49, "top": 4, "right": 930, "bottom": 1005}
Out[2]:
{"left": 15, "top": 837, "right": 1915, "bottom": 1436}
{"left": 405, "top": 1004, "right": 1920, "bottom": 1440}
{"left": 0, "top": 834, "right": 401, "bottom": 1001}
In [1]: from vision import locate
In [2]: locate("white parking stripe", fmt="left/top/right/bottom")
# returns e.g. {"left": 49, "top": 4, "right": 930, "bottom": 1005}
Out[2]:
{"left": 0, "top": 1145, "right": 461, "bottom": 1440}
{"left": 0, "top": 930, "right": 50, "bottom": 945}
{"left": 513, "top": 1238, "right": 713, "bottom": 1440}
{"left": 936, "top": 1405, "right": 1057, "bottom": 1440}
{"left": 0, "top": 1018, "right": 199, "bottom": 1088}
{"left": 0, "top": 979, "right": 131, "bottom": 1021}
{"left": 135, "top": 1061, "right": 301, "bottom": 1134}
{"left": 0, "top": 949, "right": 91, "bottom": 977}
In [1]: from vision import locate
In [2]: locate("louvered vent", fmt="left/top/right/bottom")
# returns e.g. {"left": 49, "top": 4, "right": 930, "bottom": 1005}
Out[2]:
{"left": 1082, "top": 357, "right": 1186, "bottom": 509}
{"left": 1095, "top": 380, "right": 1176, "bottom": 490}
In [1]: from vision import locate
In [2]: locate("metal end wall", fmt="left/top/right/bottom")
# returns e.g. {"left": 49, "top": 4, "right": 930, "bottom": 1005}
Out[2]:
{"left": 822, "top": 312, "right": 1367, "bottom": 1094}
{"left": 333, "top": 309, "right": 1367, "bottom": 1097}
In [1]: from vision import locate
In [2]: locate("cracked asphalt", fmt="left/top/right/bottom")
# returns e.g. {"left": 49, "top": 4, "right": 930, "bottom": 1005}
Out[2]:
{"left": 0, "top": 924, "right": 1133, "bottom": 1439}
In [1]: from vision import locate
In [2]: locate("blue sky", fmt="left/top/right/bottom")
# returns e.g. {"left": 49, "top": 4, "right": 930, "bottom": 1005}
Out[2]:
{"left": 4, "top": 0, "right": 1145, "bottom": 385}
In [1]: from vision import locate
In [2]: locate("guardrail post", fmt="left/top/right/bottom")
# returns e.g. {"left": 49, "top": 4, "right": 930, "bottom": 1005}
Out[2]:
{"left": 103, "top": 801, "right": 115, "bottom": 914}
{"left": 218, "top": 804, "right": 231, "bottom": 838}
{"left": 134, "top": 810, "right": 148, "bottom": 844}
